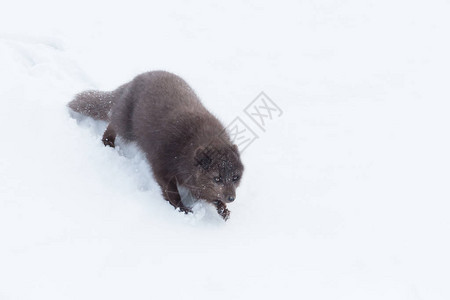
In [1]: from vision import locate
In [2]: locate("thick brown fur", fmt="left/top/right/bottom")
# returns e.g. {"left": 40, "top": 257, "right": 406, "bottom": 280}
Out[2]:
{"left": 68, "top": 71, "right": 244, "bottom": 220}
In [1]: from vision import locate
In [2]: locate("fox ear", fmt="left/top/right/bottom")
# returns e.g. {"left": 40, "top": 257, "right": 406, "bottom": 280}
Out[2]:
{"left": 232, "top": 144, "right": 239, "bottom": 153}
{"left": 195, "top": 146, "right": 212, "bottom": 170}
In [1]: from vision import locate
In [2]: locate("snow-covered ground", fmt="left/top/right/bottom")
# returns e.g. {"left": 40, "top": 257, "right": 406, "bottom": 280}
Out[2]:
{"left": 1, "top": 0, "right": 450, "bottom": 299}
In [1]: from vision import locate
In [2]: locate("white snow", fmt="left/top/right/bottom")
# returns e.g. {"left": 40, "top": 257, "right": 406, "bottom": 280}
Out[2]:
{"left": 1, "top": 0, "right": 450, "bottom": 299}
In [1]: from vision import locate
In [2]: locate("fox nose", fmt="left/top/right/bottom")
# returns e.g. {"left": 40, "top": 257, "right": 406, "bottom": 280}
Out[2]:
{"left": 227, "top": 196, "right": 235, "bottom": 202}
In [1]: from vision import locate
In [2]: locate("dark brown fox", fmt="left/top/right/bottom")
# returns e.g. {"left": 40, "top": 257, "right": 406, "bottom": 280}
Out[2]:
{"left": 68, "top": 71, "right": 244, "bottom": 220}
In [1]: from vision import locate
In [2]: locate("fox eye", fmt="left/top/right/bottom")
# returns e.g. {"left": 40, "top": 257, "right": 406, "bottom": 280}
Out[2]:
{"left": 214, "top": 176, "right": 222, "bottom": 183}
{"left": 232, "top": 175, "right": 240, "bottom": 182}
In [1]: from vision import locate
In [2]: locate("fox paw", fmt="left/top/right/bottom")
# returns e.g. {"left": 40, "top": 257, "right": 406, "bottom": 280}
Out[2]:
{"left": 217, "top": 207, "right": 230, "bottom": 221}
{"left": 102, "top": 137, "right": 115, "bottom": 148}
{"left": 177, "top": 206, "right": 193, "bottom": 214}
